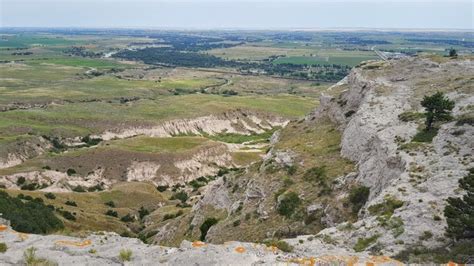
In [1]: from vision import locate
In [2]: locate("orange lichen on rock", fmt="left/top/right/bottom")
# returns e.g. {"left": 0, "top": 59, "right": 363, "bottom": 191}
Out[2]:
{"left": 55, "top": 239, "right": 92, "bottom": 247}
{"left": 287, "top": 257, "right": 316, "bottom": 266}
{"left": 0, "top": 225, "right": 8, "bottom": 231}
{"left": 234, "top": 246, "right": 246, "bottom": 253}
{"left": 192, "top": 241, "right": 207, "bottom": 248}
{"left": 368, "top": 256, "right": 403, "bottom": 265}
{"left": 266, "top": 245, "right": 279, "bottom": 254}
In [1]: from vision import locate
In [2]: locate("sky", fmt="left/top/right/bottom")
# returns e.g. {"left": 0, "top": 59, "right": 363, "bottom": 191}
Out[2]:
{"left": 1, "top": 0, "right": 473, "bottom": 29}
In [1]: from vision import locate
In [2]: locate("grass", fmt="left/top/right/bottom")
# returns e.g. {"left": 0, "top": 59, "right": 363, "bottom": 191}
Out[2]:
{"left": 0, "top": 242, "right": 6, "bottom": 253}
{"left": 107, "top": 136, "right": 210, "bottom": 153}
{"left": 353, "top": 235, "right": 380, "bottom": 252}
{"left": 412, "top": 128, "right": 438, "bottom": 143}
{"left": 23, "top": 246, "right": 57, "bottom": 266}
{"left": 263, "top": 239, "right": 294, "bottom": 252}
{"left": 119, "top": 249, "right": 133, "bottom": 262}
{"left": 207, "top": 128, "right": 278, "bottom": 144}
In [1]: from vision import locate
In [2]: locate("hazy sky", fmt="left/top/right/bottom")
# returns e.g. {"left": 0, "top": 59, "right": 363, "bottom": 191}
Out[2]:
{"left": 1, "top": 0, "right": 473, "bottom": 29}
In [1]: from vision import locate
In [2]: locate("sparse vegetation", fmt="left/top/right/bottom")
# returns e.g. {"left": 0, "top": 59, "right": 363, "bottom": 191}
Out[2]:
{"left": 368, "top": 196, "right": 404, "bottom": 218}
{"left": 353, "top": 235, "right": 379, "bottom": 252}
{"left": 23, "top": 246, "right": 57, "bottom": 266}
{"left": 263, "top": 239, "right": 294, "bottom": 252}
{"left": 118, "top": 249, "right": 133, "bottom": 262}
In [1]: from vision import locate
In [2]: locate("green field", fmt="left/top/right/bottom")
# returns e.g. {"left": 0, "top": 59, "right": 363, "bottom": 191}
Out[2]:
{"left": 273, "top": 54, "right": 379, "bottom": 67}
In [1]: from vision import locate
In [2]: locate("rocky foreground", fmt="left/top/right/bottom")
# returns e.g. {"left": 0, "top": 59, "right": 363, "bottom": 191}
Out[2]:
{"left": 0, "top": 223, "right": 402, "bottom": 265}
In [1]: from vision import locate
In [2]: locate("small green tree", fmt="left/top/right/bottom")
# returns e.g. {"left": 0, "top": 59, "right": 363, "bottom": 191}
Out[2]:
{"left": 444, "top": 169, "right": 474, "bottom": 240}
{"left": 421, "top": 92, "right": 455, "bottom": 130}
{"left": 449, "top": 48, "right": 457, "bottom": 57}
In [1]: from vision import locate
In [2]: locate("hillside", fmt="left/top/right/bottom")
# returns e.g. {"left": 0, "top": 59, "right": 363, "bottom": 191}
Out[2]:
{"left": 0, "top": 55, "right": 473, "bottom": 264}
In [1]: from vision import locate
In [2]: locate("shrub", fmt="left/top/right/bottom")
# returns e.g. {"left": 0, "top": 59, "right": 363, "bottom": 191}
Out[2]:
{"left": 412, "top": 128, "right": 438, "bottom": 143}
{"left": 170, "top": 191, "right": 188, "bottom": 203}
{"left": 66, "top": 168, "right": 76, "bottom": 176}
{"left": 104, "top": 201, "right": 115, "bottom": 208}
{"left": 105, "top": 210, "right": 118, "bottom": 217}
{"left": 44, "top": 193, "right": 56, "bottom": 200}
{"left": 276, "top": 191, "right": 301, "bottom": 218}
{"left": 368, "top": 196, "right": 404, "bottom": 218}
{"left": 303, "top": 166, "right": 327, "bottom": 183}
{"left": 120, "top": 214, "right": 134, "bottom": 223}
{"left": 65, "top": 201, "right": 77, "bottom": 207}
{"left": 138, "top": 206, "right": 150, "bottom": 219}
{"left": 348, "top": 186, "right": 370, "bottom": 214}
{"left": 353, "top": 235, "right": 379, "bottom": 252}
{"left": 72, "top": 185, "right": 86, "bottom": 193}
{"left": 119, "top": 249, "right": 133, "bottom": 262}
{"left": 263, "top": 239, "right": 294, "bottom": 252}
{"left": 344, "top": 110, "right": 356, "bottom": 117}
{"left": 16, "top": 176, "right": 26, "bottom": 186}
{"left": 0, "top": 191, "right": 64, "bottom": 234}
{"left": 0, "top": 242, "right": 7, "bottom": 253}
{"left": 200, "top": 218, "right": 218, "bottom": 241}
{"left": 233, "top": 220, "right": 241, "bottom": 227}
{"left": 21, "top": 183, "right": 39, "bottom": 191}
{"left": 419, "top": 231, "right": 433, "bottom": 241}
{"left": 286, "top": 165, "right": 297, "bottom": 175}
{"left": 156, "top": 185, "right": 169, "bottom": 192}
{"left": 59, "top": 210, "right": 76, "bottom": 221}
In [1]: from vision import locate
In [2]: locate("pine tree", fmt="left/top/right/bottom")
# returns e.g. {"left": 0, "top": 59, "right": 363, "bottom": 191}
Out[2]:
{"left": 444, "top": 169, "right": 474, "bottom": 240}
{"left": 421, "top": 92, "right": 455, "bottom": 130}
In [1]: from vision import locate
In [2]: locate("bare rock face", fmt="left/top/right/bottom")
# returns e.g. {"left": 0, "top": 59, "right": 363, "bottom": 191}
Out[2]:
{"left": 96, "top": 109, "right": 288, "bottom": 140}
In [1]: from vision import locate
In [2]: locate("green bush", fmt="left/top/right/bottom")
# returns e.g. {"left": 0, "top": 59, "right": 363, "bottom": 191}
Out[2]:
{"left": 162, "top": 210, "right": 183, "bottom": 221}
{"left": 353, "top": 235, "right": 379, "bottom": 252}
{"left": 138, "top": 206, "right": 150, "bottom": 219}
{"left": 156, "top": 185, "right": 169, "bottom": 192}
{"left": 303, "top": 166, "right": 327, "bottom": 183}
{"left": 200, "top": 218, "right": 218, "bottom": 241}
{"left": 58, "top": 210, "right": 76, "bottom": 221}
{"left": 412, "top": 128, "right": 438, "bottom": 143}
{"left": 105, "top": 210, "right": 118, "bottom": 217}
{"left": 44, "top": 193, "right": 56, "bottom": 200}
{"left": 368, "top": 196, "right": 404, "bottom": 218}
{"left": 16, "top": 177, "right": 26, "bottom": 186}
{"left": 0, "top": 191, "right": 64, "bottom": 234}
{"left": 276, "top": 191, "right": 301, "bottom": 218}
{"left": 286, "top": 165, "right": 297, "bottom": 175}
{"left": 0, "top": 242, "right": 7, "bottom": 253}
{"left": 72, "top": 185, "right": 86, "bottom": 193}
{"left": 65, "top": 201, "right": 77, "bottom": 207}
{"left": 348, "top": 186, "right": 370, "bottom": 214}
{"left": 66, "top": 168, "right": 76, "bottom": 176}
{"left": 120, "top": 214, "right": 134, "bottom": 223}
{"left": 263, "top": 239, "right": 294, "bottom": 252}
{"left": 170, "top": 191, "right": 188, "bottom": 203}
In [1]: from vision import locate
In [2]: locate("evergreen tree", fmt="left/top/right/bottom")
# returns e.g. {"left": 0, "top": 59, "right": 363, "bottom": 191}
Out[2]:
{"left": 421, "top": 92, "right": 455, "bottom": 130}
{"left": 444, "top": 169, "right": 474, "bottom": 240}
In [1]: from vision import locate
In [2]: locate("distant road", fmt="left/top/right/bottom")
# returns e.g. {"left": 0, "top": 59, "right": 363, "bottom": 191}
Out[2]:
{"left": 371, "top": 46, "right": 388, "bottom": 61}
